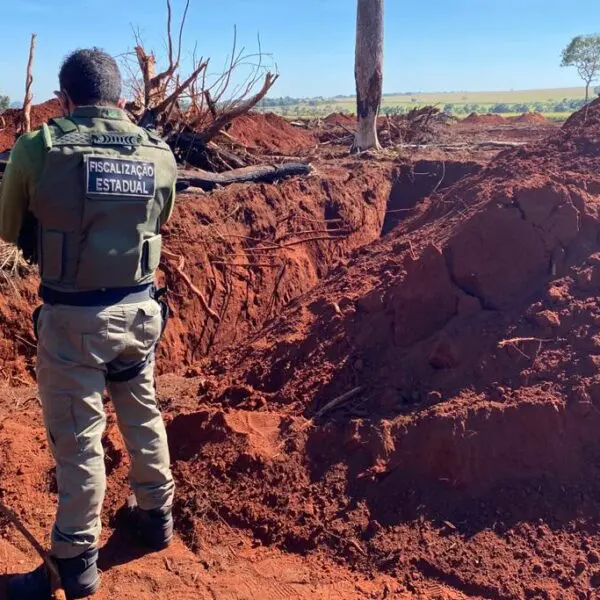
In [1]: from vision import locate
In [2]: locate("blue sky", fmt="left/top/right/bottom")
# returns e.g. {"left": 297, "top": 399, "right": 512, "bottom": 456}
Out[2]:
{"left": 1, "top": 0, "right": 599, "bottom": 102}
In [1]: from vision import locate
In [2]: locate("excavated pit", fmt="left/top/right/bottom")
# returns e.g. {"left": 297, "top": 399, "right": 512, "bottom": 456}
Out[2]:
{"left": 0, "top": 151, "right": 488, "bottom": 381}
{"left": 159, "top": 99, "right": 600, "bottom": 598}
{"left": 382, "top": 159, "right": 483, "bottom": 235}
{"left": 0, "top": 159, "right": 404, "bottom": 380}
{"left": 4, "top": 101, "right": 600, "bottom": 597}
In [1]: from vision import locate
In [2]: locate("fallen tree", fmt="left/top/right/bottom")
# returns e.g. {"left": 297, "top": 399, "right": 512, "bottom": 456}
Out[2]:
{"left": 1, "top": 158, "right": 312, "bottom": 191}
{"left": 177, "top": 162, "right": 313, "bottom": 192}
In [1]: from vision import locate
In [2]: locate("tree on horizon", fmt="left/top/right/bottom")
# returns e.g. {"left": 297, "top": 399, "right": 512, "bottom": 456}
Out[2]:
{"left": 561, "top": 35, "right": 600, "bottom": 104}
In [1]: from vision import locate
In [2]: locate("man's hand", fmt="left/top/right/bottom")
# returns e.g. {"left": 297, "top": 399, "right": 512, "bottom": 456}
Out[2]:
{"left": 17, "top": 211, "right": 38, "bottom": 264}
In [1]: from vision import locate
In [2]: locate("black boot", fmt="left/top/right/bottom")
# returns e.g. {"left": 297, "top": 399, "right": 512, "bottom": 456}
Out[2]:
{"left": 8, "top": 547, "right": 100, "bottom": 599}
{"left": 126, "top": 495, "right": 173, "bottom": 551}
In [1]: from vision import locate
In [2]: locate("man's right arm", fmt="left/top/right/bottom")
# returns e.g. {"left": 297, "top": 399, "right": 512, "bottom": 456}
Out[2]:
{"left": 0, "top": 140, "right": 31, "bottom": 244}
{"left": 0, "top": 132, "right": 45, "bottom": 259}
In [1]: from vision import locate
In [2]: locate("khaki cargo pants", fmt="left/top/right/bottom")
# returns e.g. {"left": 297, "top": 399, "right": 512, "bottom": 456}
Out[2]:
{"left": 36, "top": 298, "right": 175, "bottom": 559}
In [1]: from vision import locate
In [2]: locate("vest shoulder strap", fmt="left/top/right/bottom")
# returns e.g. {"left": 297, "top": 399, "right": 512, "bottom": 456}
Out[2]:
{"left": 49, "top": 117, "right": 78, "bottom": 134}
{"left": 50, "top": 130, "right": 95, "bottom": 147}
{"left": 143, "top": 128, "right": 171, "bottom": 150}
{"left": 41, "top": 123, "right": 53, "bottom": 151}
{"left": 47, "top": 126, "right": 169, "bottom": 150}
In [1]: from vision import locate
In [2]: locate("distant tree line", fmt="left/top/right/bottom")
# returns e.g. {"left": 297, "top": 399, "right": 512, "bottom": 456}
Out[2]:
{"left": 0, "top": 93, "right": 9, "bottom": 112}
{"left": 257, "top": 96, "right": 328, "bottom": 108}
{"left": 258, "top": 96, "right": 590, "bottom": 117}
{"left": 441, "top": 98, "right": 588, "bottom": 116}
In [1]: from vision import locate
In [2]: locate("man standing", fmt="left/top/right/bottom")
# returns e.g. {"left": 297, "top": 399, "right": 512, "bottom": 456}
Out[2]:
{"left": 0, "top": 48, "right": 177, "bottom": 599}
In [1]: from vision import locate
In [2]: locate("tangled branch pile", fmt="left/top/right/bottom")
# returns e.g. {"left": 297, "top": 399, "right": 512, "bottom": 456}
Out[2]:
{"left": 379, "top": 106, "right": 454, "bottom": 145}
{"left": 122, "top": 0, "right": 279, "bottom": 171}
{"left": 0, "top": 242, "right": 28, "bottom": 284}
{"left": 315, "top": 106, "right": 453, "bottom": 148}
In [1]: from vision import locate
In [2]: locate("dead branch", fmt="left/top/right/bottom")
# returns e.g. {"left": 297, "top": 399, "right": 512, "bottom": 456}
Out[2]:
{"left": 161, "top": 249, "right": 221, "bottom": 321}
{"left": 497, "top": 337, "right": 552, "bottom": 348}
{"left": 153, "top": 59, "right": 208, "bottom": 115}
{"left": 254, "top": 235, "right": 350, "bottom": 251}
{"left": 199, "top": 72, "right": 279, "bottom": 144}
{"left": 204, "top": 90, "right": 218, "bottom": 118}
{"left": 21, "top": 33, "right": 37, "bottom": 135}
{"left": 316, "top": 387, "right": 363, "bottom": 418}
{"left": 134, "top": 46, "right": 157, "bottom": 108}
{"left": 177, "top": 162, "right": 312, "bottom": 191}
{"left": 0, "top": 502, "right": 66, "bottom": 600}
{"left": 210, "top": 261, "right": 282, "bottom": 268}
{"left": 431, "top": 161, "right": 446, "bottom": 195}
{"left": 127, "top": 1, "right": 280, "bottom": 173}
{"left": 133, "top": 0, "right": 191, "bottom": 113}
{"left": 265, "top": 261, "right": 287, "bottom": 320}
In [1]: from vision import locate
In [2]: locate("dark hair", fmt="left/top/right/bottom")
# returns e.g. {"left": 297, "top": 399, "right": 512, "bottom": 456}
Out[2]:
{"left": 59, "top": 48, "right": 122, "bottom": 106}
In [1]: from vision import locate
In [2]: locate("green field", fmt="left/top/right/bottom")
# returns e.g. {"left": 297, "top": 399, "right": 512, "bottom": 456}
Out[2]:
{"left": 373, "top": 87, "right": 584, "bottom": 106}
{"left": 258, "top": 86, "right": 589, "bottom": 118}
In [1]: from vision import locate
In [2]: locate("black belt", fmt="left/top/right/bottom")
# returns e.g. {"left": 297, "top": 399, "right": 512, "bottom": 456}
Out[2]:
{"left": 40, "top": 284, "right": 153, "bottom": 307}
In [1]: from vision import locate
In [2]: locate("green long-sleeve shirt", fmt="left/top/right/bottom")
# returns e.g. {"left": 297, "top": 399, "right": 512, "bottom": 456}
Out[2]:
{"left": 0, "top": 106, "right": 176, "bottom": 246}
{"left": 0, "top": 130, "right": 41, "bottom": 243}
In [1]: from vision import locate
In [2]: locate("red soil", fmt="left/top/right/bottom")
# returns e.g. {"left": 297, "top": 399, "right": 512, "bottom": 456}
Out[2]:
{"left": 226, "top": 112, "right": 315, "bottom": 154}
{"left": 323, "top": 112, "right": 356, "bottom": 128}
{"left": 163, "top": 97, "right": 600, "bottom": 597}
{"left": 3, "top": 100, "right": 600, "bottom": 598}
{"left": 0, "top": 99, "right": 61, "bottom": 152}
{"left": 509, "top": 111, "right": 549, "bottom": 125}
{"left": 462, "top": 112, "right": 506, "bottom": 125}
{"left": 0, "top": 161, "right": 395, "bottom": 381}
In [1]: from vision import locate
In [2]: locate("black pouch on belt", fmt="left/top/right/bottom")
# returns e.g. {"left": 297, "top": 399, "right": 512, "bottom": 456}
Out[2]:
{"left": 32, "top": 305, "right": 42, "bottom": 342}
{"left": 152, "top": 286, "right": 170, "bottom": 341}
{"left": 107, "top": 286, "right": 170, "bottom": 384}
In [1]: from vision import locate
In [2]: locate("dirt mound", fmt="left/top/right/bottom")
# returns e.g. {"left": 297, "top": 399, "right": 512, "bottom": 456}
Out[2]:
{"left": 462, "top": 112, "right": 505, "bottom": 125}
{"left": 226, "top": 112, "right": 315, "bottom": 154}
{"left": 323, "top": 113, "right": 356, "bottom": 128}
{"left": 206, "top": 99, "right": 600, "bottom": 446}
{"left": 509, "top": 111, "right": 548, "bottom": 125}
{"left": 158, "top": 99, "right": 600, "bottom": 597}
{"left": 0, "top": 99, "right": 61, "bottom": 152}
{"left": 563, "top": 96, "right": 600, "bottom": 131}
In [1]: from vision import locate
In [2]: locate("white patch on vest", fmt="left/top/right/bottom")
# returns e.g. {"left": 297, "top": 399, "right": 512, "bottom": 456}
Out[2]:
{"left": 86, "top": 156, "right": 156, "bottom": 199}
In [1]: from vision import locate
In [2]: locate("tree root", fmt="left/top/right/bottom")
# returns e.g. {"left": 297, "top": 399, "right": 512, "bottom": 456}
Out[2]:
{"left": 0, "top": 502, "right": 66, "bottom": 600}
{"left": 162, "top": 249, "right": 221, "bottom": 322}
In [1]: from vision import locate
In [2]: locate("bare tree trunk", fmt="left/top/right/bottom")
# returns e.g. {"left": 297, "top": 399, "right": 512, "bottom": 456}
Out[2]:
{"left": 585, "top": 81, "right": 590, "bottom": 104}
{"left": 21, "top": 33, "right": 37, "bottom": 135}
{"left": 352, "top": 0, "right": 384, "bottom": 152}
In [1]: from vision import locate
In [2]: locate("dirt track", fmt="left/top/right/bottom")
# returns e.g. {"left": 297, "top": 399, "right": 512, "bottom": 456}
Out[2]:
{"left": 3, "top": 103, "right": 600, "bottom": 599}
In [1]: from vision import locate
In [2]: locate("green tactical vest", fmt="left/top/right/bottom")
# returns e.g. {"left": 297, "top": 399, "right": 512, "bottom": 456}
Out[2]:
{"left": 31, "top": 107, "right": 177, "bottom": 292}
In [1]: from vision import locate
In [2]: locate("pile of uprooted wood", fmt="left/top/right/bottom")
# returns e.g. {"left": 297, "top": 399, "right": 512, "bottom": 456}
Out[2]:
{"left": 120, "top": 1, "right": 313, "bottom": 186}
{"left": 315, "top": 106, "right": 454, "bottom": 148}
{"left": 378, "top": 106, "right": 455, "bottom": 146}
